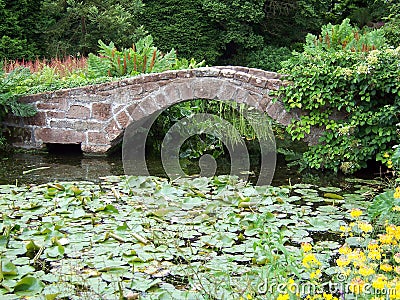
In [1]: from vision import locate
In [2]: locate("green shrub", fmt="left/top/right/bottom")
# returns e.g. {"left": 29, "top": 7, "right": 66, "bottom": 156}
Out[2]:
{"left": 87, "top": 35, "right": 205, "bottom": 78}
{"left": 277, "top": 19, "right": 400, "bottom": 173}
{"left": 232, "top": 45, "right": 292, "bottom": 72}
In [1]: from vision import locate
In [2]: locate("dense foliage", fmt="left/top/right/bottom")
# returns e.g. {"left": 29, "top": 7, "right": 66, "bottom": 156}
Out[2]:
{"left": 278, "top": 19, "right": 400, "bottom": 174}
{"left": 0, "top": 0, "right": 146, "bottom": 59}
{"left": 0, "top": 0, "right": 395, "bottom": 64}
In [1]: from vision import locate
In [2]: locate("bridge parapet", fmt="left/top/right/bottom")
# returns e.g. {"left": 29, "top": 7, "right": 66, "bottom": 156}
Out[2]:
{"left": 2, "top": 66, "right": 297, "bottom": 154}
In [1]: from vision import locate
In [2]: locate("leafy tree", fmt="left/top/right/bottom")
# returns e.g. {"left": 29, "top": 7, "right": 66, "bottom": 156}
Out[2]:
{"left": 0, "top": 0, "right": 43, "bottom": 59}
{"left": 202, "top": 0, "right": 266, "bottom": 61}
{"left": 138, "top": 0, "right": 222, "bottom": 64}
{"left": 36, "top": 0, "right": 146, "bottom": 57}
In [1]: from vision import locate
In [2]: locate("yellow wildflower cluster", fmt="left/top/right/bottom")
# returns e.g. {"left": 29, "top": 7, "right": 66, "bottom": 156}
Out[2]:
{"left": 336, "top": 211, "right": 400, "bottom": 298}
{"left": 394, "top": 187, "right": 400, "bottom": 199}
{"left": 303, "top": 294, "right": 339, "bottom": 300}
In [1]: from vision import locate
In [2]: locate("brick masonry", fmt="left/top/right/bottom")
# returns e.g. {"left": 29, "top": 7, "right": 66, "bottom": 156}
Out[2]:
{"left": 2, "top": 66, "right": 301, "bottom": 154}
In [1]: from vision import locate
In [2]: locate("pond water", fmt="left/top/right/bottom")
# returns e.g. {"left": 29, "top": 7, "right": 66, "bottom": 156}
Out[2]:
{"left": 0, "top": 147, "right": 366, "bottom": 189}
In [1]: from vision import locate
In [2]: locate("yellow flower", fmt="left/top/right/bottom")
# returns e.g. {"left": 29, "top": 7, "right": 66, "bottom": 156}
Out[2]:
{"left": 380, "top": 263, "right": 393, "bottom": 272}
{"left": 358, "top": 221, "right": 373, "bottom": 233}
{"left": 384, "top": 152, "right": 390, "bottom": 158}
{"left": 394, "top": 253, "right": 400, "bottom": 263}
{"left": 348, "top": 249, "right": 366, "bottom": 267}
{"left": 393, "top": 206, "right": 400, "bottom": 212}
{"left": 380, "top": 234, "right": 394, "bottom": 245}
{"left": 394, "top": 187, "right": 400, "bottom": 199}
{"left": 359, "top": 265, "right": 375, "bottom": 276}
{"left": 338, "top": 245, "right": 352, "bottom": 255}
{"left": 336, "top": 256, "right": 350, "bottom": 267}
{"left": 388, "top": 160, "right": 393, "bottom": 168}
{"left": 349, "top": 277, "right": 365, "bottom": 295}
{"left": 350, "top": 208, "right": 363, "bottom": 218}
{"left": 277, "top": 293, "right": 290, "bottom": 300}
{"left": 386, "top": 225, "right": 400, "bottom": 242}
{"left": 246, "top": 295, "right": 253, "bottom": 300}
{"left": 310, "top": 269, "right": 322, "bottom": 280}
{"left": 372, "top": 275, "right": 387, "bottom": 290}
{"left": 301, "top": 242, "right": 313, "bottom": 252}
{"left": 302, "top": 253, "right": 321, "bottom": 268}
{"left": 323, "top": 293, "right": 338, "bottom": 300}
{"left": 368, "top": 249, "right": 382, "bottom": 260}
{"left": 340, "top": 225, "right": 351, "bottom": 234}
{"left": 368, "top": 241, "right": 379, "bottom": 250}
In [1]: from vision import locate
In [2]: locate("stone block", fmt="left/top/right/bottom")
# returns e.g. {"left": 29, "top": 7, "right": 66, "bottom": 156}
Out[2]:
{"left": 36, "top": 98, "right": 67, "bottom": 110}
{"left": 23, "top": 112, "right": 47, "bottom": 126}
{"left": 266, "top": 101, "right": 285, "bottom": 120}
{"left": 87, "top": 131, "right": 109, "bottom": 145}
{"left": 249, "top": 76, "right": 267, "bottom": 88}
{"left": 235, "top": 89, "right": 250, "bottom": 104}
{"left": 219, "top": 68, "right": 236, "bottom": 78}
{"left": 35, "top": 128, "right": 85, "bottom": 144}
{"left": 192, "top": 78, "right": 219, "bottom": 99}
{"left": 105, "top": 120, "right": 123, "bottom": 140}
{"left": 92, "top": 103, "right": 112, "bottom": 121}
{"left": 176, "top": 69, "right": 195, "bottom": 78}
{"left": 266, "top": 79, "right": 284, "bottom": 90}
{"left": 46, "top": 111, "right": 66, "bottom": 119}
{"left": 193, "top": 67, "right": 221, "bottom": 77}
{"left": 81, "top": 144, "right": 111, "bottom": 154}
{"left": 161, "top": 84, "right": 181, "bottom": 104}
{"left": 234, "top": 72, "right": 252, "bottom": 83}
{"left": 66, "top": 105, "right": 90, "bottom": 119}
{"left": 216, "top": 82, "right": 239, "bottom": 101}
{"left": 116, "top": 110, "right": 131, "bottom": 129}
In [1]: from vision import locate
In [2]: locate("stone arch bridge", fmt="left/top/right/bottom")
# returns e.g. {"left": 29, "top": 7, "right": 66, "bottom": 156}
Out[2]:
{"left": 3, "top": 66, "right": 298, "bottom": 154}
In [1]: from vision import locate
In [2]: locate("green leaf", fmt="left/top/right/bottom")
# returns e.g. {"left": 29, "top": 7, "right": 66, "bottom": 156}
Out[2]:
{"left": 1, "top": 261, "right": 18, "bottom": 276}
{"left": 13, "top": 276, "right": 44, "bottom": 295}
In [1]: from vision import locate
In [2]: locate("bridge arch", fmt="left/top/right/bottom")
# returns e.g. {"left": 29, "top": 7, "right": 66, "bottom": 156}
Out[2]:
{"left": 3, "top": 66, "right": 297, "bottom": 154}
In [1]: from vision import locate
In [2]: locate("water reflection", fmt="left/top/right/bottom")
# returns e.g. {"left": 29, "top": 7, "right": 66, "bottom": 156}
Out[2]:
{"left": 0, "top": 152, "right": 124, "bottom": 185}
{"left": 0, "top": 151, "right": 349, "bottom": 187}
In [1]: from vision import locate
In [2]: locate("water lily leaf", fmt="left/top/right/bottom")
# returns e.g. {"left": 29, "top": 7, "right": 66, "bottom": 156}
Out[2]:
{"left": 70, "top": 208, "right": 87, "bottom": 219}
{"left": 317, "top": 206, "right": 339, "bottom": 213}
{"left": 13, "top": 276, "right": 44, "bottom": 295}
{"left": 45, "top": 245, "right": 65, "bottom": 258}
{"left": 344, "top": 237, "right": 364, "bottom": 247}
{"left": 2, "top": 261, "right": 18, "bottom": 276}
{"left": 294, "top": 188, "right": 318, "bottom": 196}
{"left": 26, "top": 240, "right": 42, "bottom": 252}
{"left": 96, "top": 204, "right": 119, "bottom": 213}
{"left": 319, "top": 187, "right": 342, "bottom": 193}
{"left": 130, "top": 276, "right": 162, "bottom": 292}
{"left": 323, "top": 193, "right": 344, "bottom": 200}
{"left": 148, "top": 207, "right": 175, "bottom": 218}
{"left": 292, "top": 184, "right": 315, "bottom": 189}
